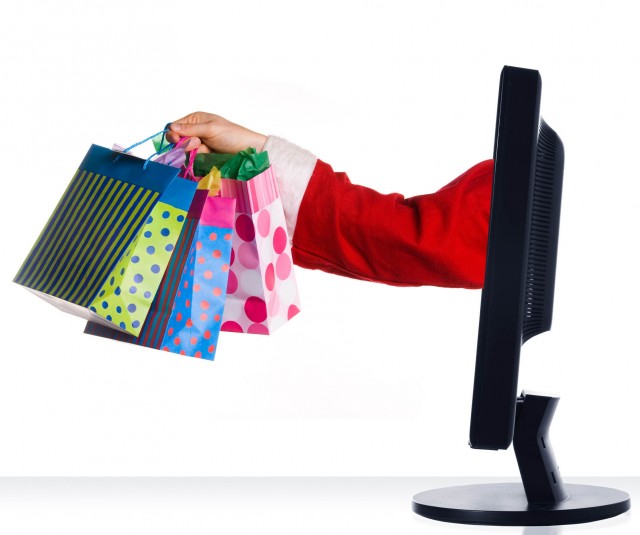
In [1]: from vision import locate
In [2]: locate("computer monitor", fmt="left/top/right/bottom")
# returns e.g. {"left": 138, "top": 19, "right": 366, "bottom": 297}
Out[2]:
{"left": 412, "top": 66, "right": 631, "bottom": 526}
{"left": 470, "top": 67, "right": 561, "bottom": 452}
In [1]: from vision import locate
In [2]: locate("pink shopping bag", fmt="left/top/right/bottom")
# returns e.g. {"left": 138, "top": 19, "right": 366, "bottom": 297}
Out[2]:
{"left": 220, "top": 165, "right": 301, "bottom": 334}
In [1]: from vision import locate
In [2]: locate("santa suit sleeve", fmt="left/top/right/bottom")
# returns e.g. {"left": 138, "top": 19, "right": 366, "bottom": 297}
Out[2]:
{"left": 263, "top": 136, "right": 493, "bottom": 289}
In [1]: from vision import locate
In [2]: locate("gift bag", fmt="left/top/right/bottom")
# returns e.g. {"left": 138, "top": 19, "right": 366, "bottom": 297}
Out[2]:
{"left": 14, "top": 137, "right": 197, "bottom": 335}
{"left": 214, "top": 150, "right": 301, "bottom": 334}
{"left": 85, "top": 168, "right": 236, "bottom": 360}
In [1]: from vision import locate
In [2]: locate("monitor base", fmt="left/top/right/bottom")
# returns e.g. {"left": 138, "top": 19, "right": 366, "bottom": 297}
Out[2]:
{"left": 412, "top": 482, "right": 630, "bottom": 526}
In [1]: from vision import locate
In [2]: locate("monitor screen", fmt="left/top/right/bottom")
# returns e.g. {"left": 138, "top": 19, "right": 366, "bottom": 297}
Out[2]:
{"left": 469, "top": 66, "right": 565, "bottom": 451}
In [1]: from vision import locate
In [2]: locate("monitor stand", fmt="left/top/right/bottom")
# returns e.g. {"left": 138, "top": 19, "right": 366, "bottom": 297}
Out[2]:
{"left": 412, "top": 392, "right": 631, "bottom": 526}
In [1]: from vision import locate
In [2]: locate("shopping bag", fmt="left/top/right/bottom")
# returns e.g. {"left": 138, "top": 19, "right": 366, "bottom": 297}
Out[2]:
{"left": 14, "top": 139, "right": 197, "bottom": 335}
{"left": 217, "top": 154, "right": 301, "bottom": 335}
{"left": 84, "top": 169, "right": 236, "bottom": 360}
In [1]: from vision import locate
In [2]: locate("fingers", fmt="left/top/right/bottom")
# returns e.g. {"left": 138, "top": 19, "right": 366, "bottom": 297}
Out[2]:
{"left": 170, "top": 111, "right": 212, "bottom": 126}
{"left": 169, "top": 121, "right": 213, "bottom": 139}
{"left": 169, "top": 112, "right": 219, "bottom": 153}
{"left": 165, "top": 131, "right": 181, "bottom": 144}
{"left": 168, "top": 112, "right": 251, "bottom": 154}
{"left": 196, "top": 144, "right": 212, "bottom": 154}
{"left": 182, "top": 137, "right": 201, "bottom": 152}
{"left": 165, "top": 132, "right": 204, "bottom": 152}
{"left": 169, "top": 112, "right": 218, "bottom": 137}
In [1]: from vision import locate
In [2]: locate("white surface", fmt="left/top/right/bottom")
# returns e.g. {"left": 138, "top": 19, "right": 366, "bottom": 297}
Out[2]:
{"left": 0, "top": 477, "right": 635, "bottom": 534}
{"left": 0, "top": 1, "right": 639, "bottom": 477}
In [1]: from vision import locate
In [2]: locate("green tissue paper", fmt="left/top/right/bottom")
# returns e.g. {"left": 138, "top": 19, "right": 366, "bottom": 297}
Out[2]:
{"left": 219, "top": 148, "right": 270, "bottom": 181}
{"left": 194, "top": 152, "right": 235, "bottom": 178}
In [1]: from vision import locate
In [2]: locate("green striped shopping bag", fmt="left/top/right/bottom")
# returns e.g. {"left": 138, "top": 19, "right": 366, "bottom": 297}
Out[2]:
{"left": 14, "top": 142, "right": 197, "bottom": 336}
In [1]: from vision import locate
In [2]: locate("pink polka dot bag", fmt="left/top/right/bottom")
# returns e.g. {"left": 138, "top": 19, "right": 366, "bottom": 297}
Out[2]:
{"left": 218, "top": 164, "right": 301, "bottom": 335}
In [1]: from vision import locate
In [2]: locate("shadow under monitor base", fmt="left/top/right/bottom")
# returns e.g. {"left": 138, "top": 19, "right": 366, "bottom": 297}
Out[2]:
{"left": 412, "top": 482, "right": 630, "bottom": 526}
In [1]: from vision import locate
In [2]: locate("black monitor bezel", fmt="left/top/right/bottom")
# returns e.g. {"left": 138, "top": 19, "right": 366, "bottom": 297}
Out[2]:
{"left": 469, "top": 66, "right": 542, "bottom": 450}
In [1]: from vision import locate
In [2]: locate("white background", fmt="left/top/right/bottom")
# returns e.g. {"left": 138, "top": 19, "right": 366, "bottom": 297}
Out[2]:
{"left": 0, "top": 0, "right": 638, "bottom": 478}
{"left": 0, "top": 477, "right": 636, "bottom": 534}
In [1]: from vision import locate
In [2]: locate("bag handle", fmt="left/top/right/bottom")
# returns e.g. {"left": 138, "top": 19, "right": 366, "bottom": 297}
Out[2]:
{"left": 180, "top": 147, "right": 198, "bottom": 181}
{"left": 114, "top": 125, "right": 178, "bottom": 170}
{"left": 113, "top": 128, "right": 173, "bottom": 165}
{"left": 113, "top": 126, "right": 202, "bottom": 178}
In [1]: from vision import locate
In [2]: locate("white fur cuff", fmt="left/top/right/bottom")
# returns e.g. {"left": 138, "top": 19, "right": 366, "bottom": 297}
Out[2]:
{"left": 264, "top": 135, "right": 317, "bottom": 241}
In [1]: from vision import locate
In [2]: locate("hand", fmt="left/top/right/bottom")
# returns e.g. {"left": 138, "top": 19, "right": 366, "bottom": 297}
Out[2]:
{"left": 166, "top": 112, "right": 267, "bottom": 154}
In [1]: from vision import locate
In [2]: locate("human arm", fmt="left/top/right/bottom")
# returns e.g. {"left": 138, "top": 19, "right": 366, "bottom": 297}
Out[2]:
{"left": 264, "top": 136, "right": 493, "bottom": 288}
{"left": 167, "top": 113, "right": 493, "bottom": 288}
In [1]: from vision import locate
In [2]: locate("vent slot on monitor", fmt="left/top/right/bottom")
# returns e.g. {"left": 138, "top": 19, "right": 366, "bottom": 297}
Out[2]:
{"left": 522, "top": 119, "right": 564, "bottom": 343}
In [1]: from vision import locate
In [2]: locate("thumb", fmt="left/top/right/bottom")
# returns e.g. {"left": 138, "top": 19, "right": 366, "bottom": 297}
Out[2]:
{"left": 170, "top": 121, "right": 211, "bottom": 138}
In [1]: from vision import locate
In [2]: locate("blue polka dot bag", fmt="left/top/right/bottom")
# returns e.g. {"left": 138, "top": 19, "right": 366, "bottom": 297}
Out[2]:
{"left": 85, "top": 167, "right": 236, "bottom": 361}
{"left": 14, "top": 137, "right": 197, "bottom": 337}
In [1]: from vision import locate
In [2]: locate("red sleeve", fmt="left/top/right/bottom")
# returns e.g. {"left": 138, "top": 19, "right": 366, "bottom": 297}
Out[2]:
{"left": 291, "top": 159, "right": 494, "bottom": 289}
